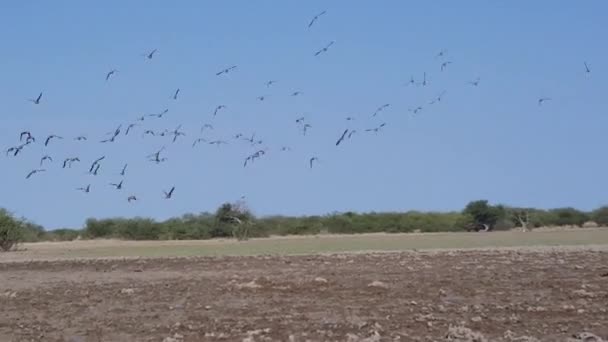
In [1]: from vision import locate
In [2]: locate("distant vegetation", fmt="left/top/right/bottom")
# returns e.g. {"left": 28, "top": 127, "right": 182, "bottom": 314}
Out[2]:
{"left": 1, "top": 200, "right": 607, "bottom": 249}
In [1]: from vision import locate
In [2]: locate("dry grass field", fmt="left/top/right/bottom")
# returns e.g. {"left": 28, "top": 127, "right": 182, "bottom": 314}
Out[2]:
{"left": 1, "top": 230, "right": 608, "bottom": 341}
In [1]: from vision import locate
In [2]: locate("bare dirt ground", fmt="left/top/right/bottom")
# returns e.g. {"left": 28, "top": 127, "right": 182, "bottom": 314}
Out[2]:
{"left": 1, "top": 246, "right": 608, "bottom": 341}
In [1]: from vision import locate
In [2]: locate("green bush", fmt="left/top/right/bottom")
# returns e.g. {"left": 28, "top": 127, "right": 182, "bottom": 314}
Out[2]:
{"left": 591, "top": 207, "right": 608, "bottom": 226}
{"left": 0, "top": 209, "right": 24, "bottom": 252}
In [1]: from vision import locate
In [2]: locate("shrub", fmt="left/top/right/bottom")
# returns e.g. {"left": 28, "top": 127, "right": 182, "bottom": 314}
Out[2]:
{"left": 0, "top": 209, "right": 24, "bottom": 252}
{"left": 591, "top": 206, "right": 608, "bottom": 226}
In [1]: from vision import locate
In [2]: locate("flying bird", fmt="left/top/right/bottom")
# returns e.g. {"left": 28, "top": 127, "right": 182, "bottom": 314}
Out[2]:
{"left": 308, "top": 10, "right": 327, "bottom": 28}
{"left": 40, "top": 155, "right": 53, "bottom": 166}
{"left": 256, "top": 95, "right": 267, "bottom": 101}
{"left": 20, "top": 131, "right": 33, "bottom": 142}
{"left": 265, "top": 80, "right": 277, "bottom": 87}
{"left": 309, "top": 157, "right": 319, "bottom": 169}
{"left": 335, "top": 129, "right": 349, "bottom": 146}
{"left": 172, "top": 88, "right": 180, "bottom": 100}
{"left": 110, "top": 180, "right": 124, "bottom": 190}
{"left": 538, "top": 97, "right": 551, "bottom": 106}
{"left": 74, "top": 136, "right": 87, "bottom": 141}
{"left": 89, "top": 156, "right": 105, "bottom": 174}
{"left": 105, "top": 69, "right": 118, "bottom": 81}
{"left": 213, "top": 105, "right": 226, "bottom": 116}
{"left": 6, "top": 145, "right": 25, "bottom": 157}
{"left": 125, "top": 123, "right": 138, "bottom": 136}
{"left": 441, "top": 61, "right": 452, "bottom": 71}
{"left": 584, "top": 62, "right": 591, "bottom": 74}
{"left": 28, "top": 92, "right": 43, "bottom": 104}
{"left": 77, "top": 185, "right": 91, "bottom": 193}
{"left": 372, "top": 104, "right": 390, "bottom": 117}
{"left": 192, "top": 137, "right": 207, "bottom": 147}
{"left": 143, "top": 49, "right": 157, "bottom": 60}
{"left": 429, "top": 91, "right": 447, "bottom": 105}
{"left": 127, "top": 195, "right": 137, "bottom": 203}
{"left": 163, "top": 186, "right": 175, "bottom": 199}
{"left": 119, "top": 164, "right": 128, "bottom": 176}
{"left": 45, "top": 135, "right": 63, "bottom": 146}
{"left": 62, "top": 157, "right": 80, "bottom": 169}
{"left": 209, "top": 140, "right": 228, "bottom": 146}
{"left": 302, "top": 123, "right": 312, "bottom": 136}
{"left": 409, "top": 106, "right": 423, "bottom": 115}
{"left": 147, "top": 109, "right": 169, "bottom": 119}
{"left": 26, "top": 169, "right": 45, "bottom": 179}
{"left": 469, "top": 78, "right": 481, "bottom": 86}
{"left": 365, "top": 123, "right": 386, "bottom": 134}
{"left": 171, "top": 125, "right": 186, "bottom": 143}
{"left": 295, "top": 117, "right": 305, "bottom": 124}
{"left": 291, "top": 91, "right": 303, "bottom": 97}
{"left": 92, "top": 164, "right": 101, "bottom": 175}
{"left": 436, "top": 49, "right": 448, "bottom": 59}
{"left": 314, "top": 41, "right": 335, "bottom": 57}
{"left": 348, "top": 130, "right": 357, "bottom": 139}
{"left": 216, "top": 65, "right": 237, "bottom": 76}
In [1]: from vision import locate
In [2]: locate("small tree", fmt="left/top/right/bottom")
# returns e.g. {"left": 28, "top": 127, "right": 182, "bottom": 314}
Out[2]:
{"left": 214, "top": 202, "right": 255, "bottom": 240}
{"left": 462, "top": 200, "right": 505, "bottom": 231}
{"left": 0, "top": 209, "right": 24, "bottom": 252}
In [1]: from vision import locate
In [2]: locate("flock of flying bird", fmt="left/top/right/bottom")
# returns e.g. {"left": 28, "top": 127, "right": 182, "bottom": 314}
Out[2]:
{"left": 5, "top": 10, "right": 594, "bottom": 205}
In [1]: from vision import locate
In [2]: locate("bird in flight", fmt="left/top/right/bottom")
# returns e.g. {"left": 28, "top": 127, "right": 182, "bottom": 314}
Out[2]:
{"left": 92, "top": 164, "right": 101, "bottom": 176}
{"left": 77, "top": 185, "right": 91, "bottom": 193}
{"left": 119, "top": 164, "right": 128, "bottom": 176}
{"left": 314, "top": 41, "right": 335, "bottom": 57}
{"left": 62, "top": 157, "right": 80, "bottom": 169}
{"left": 291, "top": 91, "right": 303, "bottom": 97}
{"left": 436, "top": 49, "right": 448, "bottom": 59}
{"left": 346, "top": 116, "right": 356, "bottom": 121}
{"left": 26, "top": 169, "right": 45, "bottom": 179}
{"left": 201, "top": 123, "right": 214, "bottom": 134}
{"left": 214, "top": 105, "right": 226, "bottom": 116}
{"left": 308, "top": 10, "right": 327, "bottom": 28}
{"left": 5, "top": 145, "right": 26, "bottom": 157}
{"left": 372, "top": 104, "right": 390, "bottom": 117}
{"left": 45, "top": 135, "right": 63, "bottom": 147}
{"left": 348, "top": 130, "right": 357, "bottom": 139}
{"left": 429, "top": 91, "right": 447, "bottom": 105}
{"left": 281, "top": 146, "right": 291, "bottom": 152}
{"left": 538, "top": 97, "right": 551, "bottom": 106}
{"left": 74, "top": 135, "right": 87, "bottom": 141}
{"left": 335, "top": 129, "right": 349, "bottom": 146}
{"left": 109, "top": 180, "right": 124, "bottom": 190}
{"left": 89, "top": 156, "right": 105, "bottom": 174}
{"left": 28, "top": 92, "right": 43, "bottom": 105}
{"left": 295, "top": 117, "right": 305, "bottom": 124}
{"left": 302, "top": 123, "right": 312, "bottom": 136}
{"left": 256, "top": 95, "right": 267, "bottom": 101}
{"left": 216, "top": 65, "right": 237, "bottom": 76}
{"left": 265, "top": 80, "right": 277, "bottom": 87}
{"left": 20, "top": 131, "right": 34, "bottom": 143}
{"left": 172, "top": 88, "right": 180, "bottom": 100}
{"left": 309, "top": 157, "right": 319, "bottom": 169}
{"left": 584, "top": 62, "right": 591, "bottom": 74}
{"left": 40, "top": 155, "right": 53, "bottom": 166}
{"left": 417, "top": 72, "right": 428, "bottom": 87}
{"left": 405, "top": 75, "right": 416, "bottom": 87}
{"left": 468, "top": 77, "right": 480, "bottom": 86}
{"left": 127, "top": 195, "right": 138, "bottom": 203}
{"left": 147, "top": 109, "right": 169, "bottom": 119}
{"left": 192, "top": 137, "right": 207, "bottom": 147}
{"left": 125, "top": 123, "right": 138, "bottom": 136}
{"left": 105, "top": 69, "right": 118, "bottom": 81}
{"left": 365, "top": 123, "right": 386, "bottom": 134}
{"left": 171, "top": 125, "right": 186, "bottom": 143}
{"left": 409, "top": 106, "right": 423, "bottom": 115}
{"left": 147, "top": 146, "right": 167, "bottom": 163}
{"left": 163, "top": 187, "right": 175, "bottom": 199}
{"left": 143, "top": 49, "right": 157, "bottom": 60}
{"left": 441, "top": 61, "right": 452, "bottom": 72}
{"left": 209, "top": 140, "right": 228, "bottom": 147}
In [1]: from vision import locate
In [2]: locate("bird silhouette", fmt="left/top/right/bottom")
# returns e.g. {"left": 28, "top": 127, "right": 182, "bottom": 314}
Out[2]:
{"left": 469, "top": 78, "right": 480, "bottom": 86}
{"left": 348, "top": 130, "right": 357, "bottom": 139}
{"left": 441, "top": 61, "right": 452, "bottom": 71}
{"left": 265, "top": 80, "right": 277, "bottom": 87}
{"left": 45, "top": 135, "right": 63, "bottom": 147}
{"left": 77, "top": 185, "right": 91, "bottom": 193}
{"left": 143, "top": 49, "right": 157, "bottom": 60}
{"left": 308, "top": 10, "right": 327, "bottom": 28}
{"left": 125, "top": 123, "right": 138, "bottom": 136}
{"left": 89, "top": 156, "right": 105, "bottom": 174}
{"left": 110, "top": 180, "right": 123, "bottom": 190}
{"left": 192, "top": 138, "right": 207, "bottom": 147}
{"left": 127, "top": 195, "right": 137, "bottom": 203}
{"left": 538, "top": 97, "right": 552, "bottom": 106}
{"left": 256, "top": 95, "right": 267, "bottom": 101}
{"left": 74, "top": 136, "right": 87, "bottom": 141}
{"left": 26, "top": 169, "right": 45, "bottom": 179}
{"left": 120, "top": 164, "right": 128, "bottom": 176}
{"left": 172, "top": 88, "right": 180, "bottom": 100}
{"left": 28, "top": 92, "right": 43, "bottom": 104}
{"left": 105, "top": 69, "right": 118, "bottom": 81}
{"left": 40, "top": 155, "right": 53, "bottom": 166}
{"left": 216, "top": 65, "right": 237, "bottom": 76}
{"left": 372, "top": 104, "right": 390, "bottom": 117}
{"left": 436, "top": 49, "right": 448, "bottom": 59}
{"left": 20, "top": 131, "right": 33, "bottom": 142}
{"left": 291, "top": 91, "right": 303, "bottom": 97}
{"left": 314, "top": 41, "right": 335, "bottom": 57}
{"left": 409, "top": 106, "right": 423, "bottom": 115}
{"left": 63, "top": 157, "right": 80, "bottom": 169}
{"left": 309, "top": 157, "right": 319, "bottom": 169}
{"left": 163, "top": 186, "right": 175, "bottom": 199}
{"left": 335, "top": 129, "right": 349, "bottom": 146}
{"left": 584, "top": 62, "right": 591, "bottom": 74}
{"left": 365, "top": 123, "right": 387, "bottom": 133}
{"left": 214, "top": 105, "right": 226, "bottom": 116}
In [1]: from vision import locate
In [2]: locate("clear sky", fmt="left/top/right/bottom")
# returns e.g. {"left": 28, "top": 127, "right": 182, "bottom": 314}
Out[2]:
{"left": 1, "top": 1, "right": 607, "bottom": 229}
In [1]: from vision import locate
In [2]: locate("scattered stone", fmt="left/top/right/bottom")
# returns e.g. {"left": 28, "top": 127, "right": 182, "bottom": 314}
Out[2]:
{"left": 367, "top": 281, "right": 389, "bottom": 289}
{"left": 237, "top": 280, "right": 262, "bottom": 289}
{"left": 314, "top": 277, "right": 328, "bottom": 284}
{"left": 568, "top": 332, "right": 606, "bottom": 342}
{"left": 445, "top": 325, "right": 487, "bottom": 342}
{"left": 471, "top": 316, "right": 482, "bottom": 323}
{"left": 573, "top": 289, "right": 596, "bottom": 298}
{"left": 120, "top": 288, "right": 135, "bottom": 295}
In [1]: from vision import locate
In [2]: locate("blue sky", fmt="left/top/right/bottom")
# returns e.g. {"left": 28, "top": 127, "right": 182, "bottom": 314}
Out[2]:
{"left": 1, "top": 1, "right": 607, "bottom": 229}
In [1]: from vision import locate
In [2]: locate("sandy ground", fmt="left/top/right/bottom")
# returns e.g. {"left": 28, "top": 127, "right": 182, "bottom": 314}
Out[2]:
{"left": 1, "top": 245, "right": 608, "bottom": 341}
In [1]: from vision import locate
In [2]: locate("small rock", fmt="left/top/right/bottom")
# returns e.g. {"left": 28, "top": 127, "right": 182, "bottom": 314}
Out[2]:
{"left": 471, "top": 316, "right": 482, "bottom": 323}
{"left": 204, "top": 305, "right": 212, "bottom": 310}
{"left": 314, "top": 277, "right": 328, "bottom": 284}
{"left": 368, "top": 281, "right": 389, "bottom": 289}
{"left": 237, "top": 280, "right": 262, "bottom": 289}
{"left": 120, "top": 288, "right": 135, "bottom": 295}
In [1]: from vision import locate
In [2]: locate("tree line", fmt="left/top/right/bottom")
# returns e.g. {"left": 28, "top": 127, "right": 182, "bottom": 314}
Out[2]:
{"left": 1, "top": 200, "right": 608, "bottom": 250}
